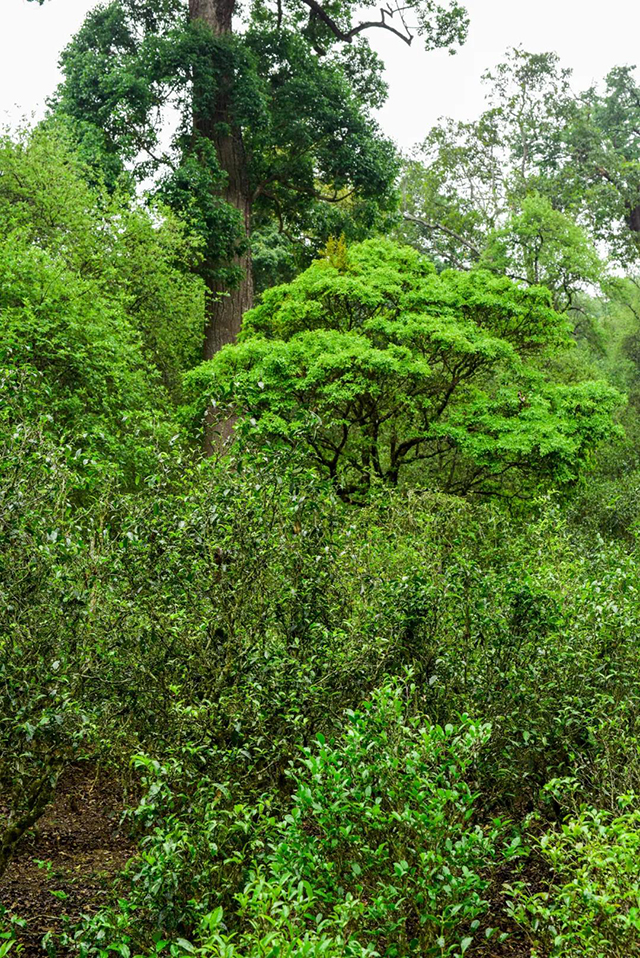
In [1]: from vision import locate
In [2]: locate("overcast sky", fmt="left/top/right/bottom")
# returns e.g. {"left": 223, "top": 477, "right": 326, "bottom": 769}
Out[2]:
{"left": 2, "top": 0, "right": 640, "bottom": 150}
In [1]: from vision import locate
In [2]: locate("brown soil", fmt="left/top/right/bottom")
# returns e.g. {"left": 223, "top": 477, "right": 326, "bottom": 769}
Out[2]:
{"left": 0, "top": 763, "right": 135, "bottom": 957}
{"left": 472, "top": 856, "right": 548, "bottom": 958}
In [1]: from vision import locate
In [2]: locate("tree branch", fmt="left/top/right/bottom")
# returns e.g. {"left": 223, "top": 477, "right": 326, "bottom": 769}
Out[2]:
{"left": 299, "top": 0, "right": 413, "bottom": 45}
{"left": 403, "top": 214, "right": 482, "bottom": 258}
{"left": 0, "top": 774, "right": 57, "bottom": 879}
{"left": 346, "top": 9, "right": 413, "bottom": 45}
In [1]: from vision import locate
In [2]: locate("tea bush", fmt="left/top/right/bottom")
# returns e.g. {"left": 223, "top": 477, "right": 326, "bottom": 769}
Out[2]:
{"left": 509, "top": 795, "right": 640, "bottom": 957}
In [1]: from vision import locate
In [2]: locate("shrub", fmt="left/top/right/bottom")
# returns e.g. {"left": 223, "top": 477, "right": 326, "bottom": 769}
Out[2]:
{"left": 508, "top": 795, "right": 640, "bottom": 957}
{"left": 256, "top": 681, "right": 499, "bottom": 956}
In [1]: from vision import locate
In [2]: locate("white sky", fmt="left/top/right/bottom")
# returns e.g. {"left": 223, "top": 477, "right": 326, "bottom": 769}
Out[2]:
{"left": 1, "top": 0, "right": 640, "bottom": 150}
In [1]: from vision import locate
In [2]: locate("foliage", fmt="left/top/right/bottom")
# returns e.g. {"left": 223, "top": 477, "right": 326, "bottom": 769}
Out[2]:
{"left": 0, "top": 127, "right": 204, "bottom": 401}
{"left": 21, "top": 464, "right": 640, "bottom": 956}
{"left": 396, "top": 49, "right": 640, "bottom": 304}
{"left": 5, "top": 369, "right": 640, "bottom": 952}
{"left": 235, "top": 686, "right": 500, "bottom": 958}
{"left": 0, "top": 399, "right": 98, "bottom": 876}
{"left": 5, "top": 66, "right": 640, "bottom": 958}
{"left": 509, "top": 791, "right": 640, "bottom": 957}
{"left": 0, "top": 911, "right": 24, "bottom": 958}
{"left": 187, "top": 238, "right": 622, "bottom": 499}
{"left": 396, "top": 51, "right": 579, "bottom": 271}
{"left": 49, "top": 0, "right": 459, "bottom": 289}
{"left": 72, "top": 682, "right": 503, "bottom": 958}
{"left": 479, "top": 194, "right": 603, "bottom": 312}
{"left": 0, "top": 126, "right": 202, "bottom": 871}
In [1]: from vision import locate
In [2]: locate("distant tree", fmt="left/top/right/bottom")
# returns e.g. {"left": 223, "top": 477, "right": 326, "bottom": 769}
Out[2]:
{"left": 574, "top": 65, "right": 640, "bottom": 262}
{"left": 397, "top": 50, "right": 640, "bottom": 282}
{"left": 398, "top": 51, "right": 578, "bottom": 269}
{"left": 186, "top": 238, "right": 622, "bottom": 500}
{"left": 480, "top": 194, "right": 603, "bottom": 312}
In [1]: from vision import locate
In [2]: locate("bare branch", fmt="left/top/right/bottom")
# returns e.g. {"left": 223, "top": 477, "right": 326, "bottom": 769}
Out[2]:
{"left": 298, "top": 0, "right": 413, "bottom": 46}
{"left": 403, "top": 214, "right": 482, "bottom": 258}
{"left": 347, "top": 9, "right": 413, "bottom": 45}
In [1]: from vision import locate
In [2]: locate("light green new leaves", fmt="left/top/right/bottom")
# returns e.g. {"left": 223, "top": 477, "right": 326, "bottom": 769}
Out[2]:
{"left": 186, "top": 238, "right": 623, "bottom": 499}
{"left": 480, "top": 195, "right": 604, "bottom": 312}
{"left": 0, "top": 127, "right": 205, "bottom": 482}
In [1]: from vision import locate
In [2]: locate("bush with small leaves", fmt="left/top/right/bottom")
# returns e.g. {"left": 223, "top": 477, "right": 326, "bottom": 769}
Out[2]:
{"left": 508, "top": 791, "right": 640, "bottom": 957}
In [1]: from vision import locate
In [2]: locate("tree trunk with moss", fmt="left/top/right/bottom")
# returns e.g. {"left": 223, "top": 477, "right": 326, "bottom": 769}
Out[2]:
{"left": 190, "top": 0, "right": 254, "bottom": 358}
{"left": 0, "top": 776, "right": 56, "bottom": 880}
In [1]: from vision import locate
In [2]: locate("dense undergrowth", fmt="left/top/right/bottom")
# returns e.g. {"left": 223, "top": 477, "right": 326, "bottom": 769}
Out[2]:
{"left": 4, "top": 123, "right": 640, "bottom": 958}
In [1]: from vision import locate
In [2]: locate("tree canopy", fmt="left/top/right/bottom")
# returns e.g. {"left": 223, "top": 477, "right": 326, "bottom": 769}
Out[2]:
{"left": 187, "top": 238, "right": 622, "bottom": 499}
{"left": 52, "top": 0, "right": 468, "bottom": 355}
{"left": 398, "top": 49, "right": 640, "bottom": 291}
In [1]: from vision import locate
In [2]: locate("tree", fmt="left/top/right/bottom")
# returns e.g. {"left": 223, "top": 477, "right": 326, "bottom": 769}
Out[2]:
{"left": 397, "top": 50, "right": 640, "bottom": 273}
{"left": 52, "top": 0, "right": 469, "bottom": 357}
{"left": 399, "top": 112, "right": 503, "bottom": 270}
{"left": 0, "top": 127, "right": 204, "bottom": 479}
{"left": 397, "top": 51, "right": 578, "bottom": 269}
{"left": 480, "top": 194, "right": 603, "bottom": 312}
{"left": 574, "top": 65, "right": 640, "bottom": 262}
{"left": 185, "top": 238, "right": 623, "bottom": 500}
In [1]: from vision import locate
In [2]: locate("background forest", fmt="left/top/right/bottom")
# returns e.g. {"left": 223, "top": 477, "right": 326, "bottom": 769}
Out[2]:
{"left": 3, "top": 2, "right": 640, "bottom": 956}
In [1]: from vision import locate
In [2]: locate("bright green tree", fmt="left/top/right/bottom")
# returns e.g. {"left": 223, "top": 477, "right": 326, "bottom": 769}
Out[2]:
{"left": 480, "top": 194, "right": 603, "bottom": 312}
{"left": 186, "top": 238, "right": 623, "bottom": 500}
{"left": 0, "top": 127, "right": 204, "bottom": 479}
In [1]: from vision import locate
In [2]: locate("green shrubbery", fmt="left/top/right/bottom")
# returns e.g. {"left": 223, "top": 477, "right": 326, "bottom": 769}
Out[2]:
{"left": 73, "top": 682, "right": 505, "bottom": 958}
{"left": 0, "top": 128, "right": 204, "bottom": 481}
{"left": 252, "top": 688, "right": 497, "bottom": 958}
{"left": 14, "top": 458, "right": 637, "bottom": 956}
{"left": 509, "top": 792, "right": 640, "bottom": 957}
{"left": 4, "top": 126, "right": 640, "bottom": 957}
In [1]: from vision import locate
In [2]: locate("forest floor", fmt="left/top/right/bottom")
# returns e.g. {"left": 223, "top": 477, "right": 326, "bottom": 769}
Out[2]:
{"left": 475, "top": 870, "right": 534, "bottom": 957}
{"left": 0, "top": 764, "right": 134, "bottom": 956}
{"left": 1, "top": 766, "right": 533, "bottom": 957}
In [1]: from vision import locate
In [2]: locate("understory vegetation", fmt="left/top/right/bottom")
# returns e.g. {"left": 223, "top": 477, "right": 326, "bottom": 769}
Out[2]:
{"left": 4, "top": 8, "right": 640, "bottom": 955}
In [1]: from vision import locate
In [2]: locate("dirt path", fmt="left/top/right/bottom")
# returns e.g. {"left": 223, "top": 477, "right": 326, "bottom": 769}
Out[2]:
{"left": 0, "top": 764, "right": 135, "bottom": 956}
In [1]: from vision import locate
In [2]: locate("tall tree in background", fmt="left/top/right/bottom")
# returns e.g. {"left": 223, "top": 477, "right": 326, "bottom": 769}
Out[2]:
{"left": 579, "top": 65, "right": 640, "bottom": 260}
{"left": 51, "top": 0, "right": 469, "bottom": 358}
{"left": 399, "top": 50, "right": 640, "bottom": 279}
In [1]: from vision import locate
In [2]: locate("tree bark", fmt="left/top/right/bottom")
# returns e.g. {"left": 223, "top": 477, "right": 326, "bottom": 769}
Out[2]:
{"left": 626, "top": 202, "right": 640, "bottom": 237}
{"left": 190, "top": 0, "right": 254, "bottom": 359}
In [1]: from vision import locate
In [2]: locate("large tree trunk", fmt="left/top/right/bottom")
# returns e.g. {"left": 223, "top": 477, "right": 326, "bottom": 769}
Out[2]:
{"left": 627, "top": 202, "right": 640, "bottom": 237}
{"left": 189, "top": 0, "right": 254, "bottom": 360}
